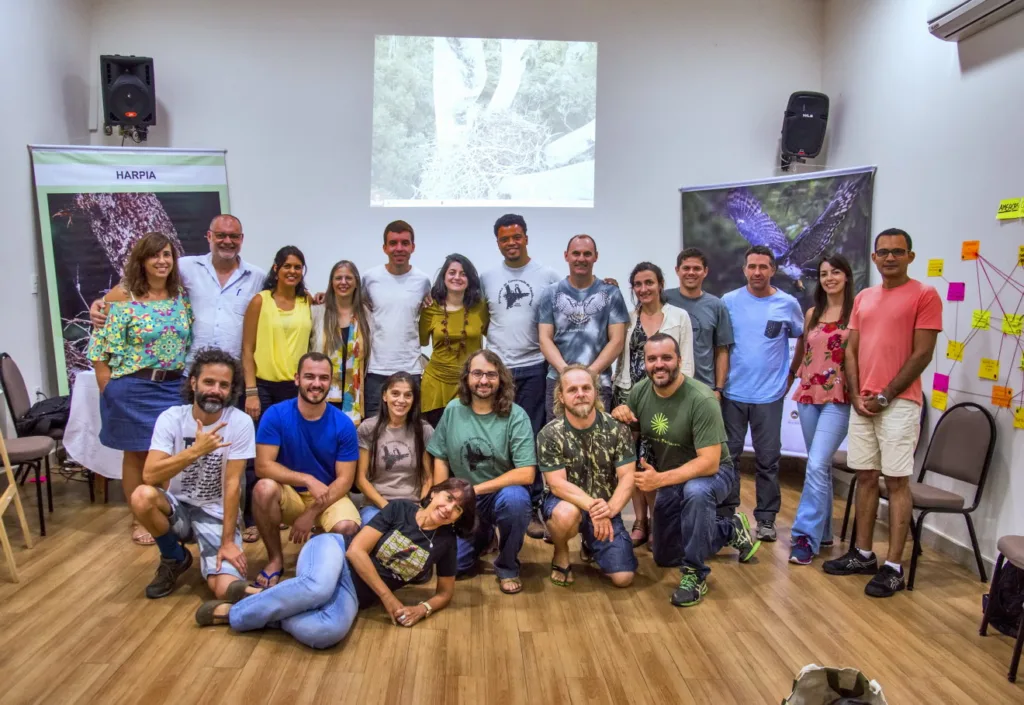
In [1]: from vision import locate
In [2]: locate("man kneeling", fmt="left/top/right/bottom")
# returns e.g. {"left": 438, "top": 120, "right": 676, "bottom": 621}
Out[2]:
{"left": 539, "top": 365, "right": 636, "bottom": 587}
{"left": 132, "top": 347, "right": 255, "bottom": 600}
{"left": 252, "top": 352, "right": 361, "bottom": 587}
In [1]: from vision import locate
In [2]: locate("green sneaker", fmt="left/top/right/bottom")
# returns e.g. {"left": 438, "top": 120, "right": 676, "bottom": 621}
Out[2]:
{"left": 728, "top": 512, "right": 761, "bottom": 563}
{"left": 670, "top": 567, "right": 707, "bottom": 607}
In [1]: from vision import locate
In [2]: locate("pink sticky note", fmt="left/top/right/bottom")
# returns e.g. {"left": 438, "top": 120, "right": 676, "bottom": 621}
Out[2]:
{"left": 933, "top": 373, "right": 950, "bottom": 393}
{"left": 947, "top": 282, "right": 966, "bottom": 301}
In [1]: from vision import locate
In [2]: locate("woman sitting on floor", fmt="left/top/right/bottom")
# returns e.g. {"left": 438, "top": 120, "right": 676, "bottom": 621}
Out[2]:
{"left": 195, "top": 478, "right": 476, "bottom": 649}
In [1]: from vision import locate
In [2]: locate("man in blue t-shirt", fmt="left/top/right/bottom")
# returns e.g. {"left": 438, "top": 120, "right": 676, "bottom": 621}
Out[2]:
{"left": 252, "top": 352, "right": 360, "bottom": 587}
{"left": 721, "top": 246, "right": 804, "bottom": 542}
{"left": 537, "top": 234, "right": 629, "bottom": 422}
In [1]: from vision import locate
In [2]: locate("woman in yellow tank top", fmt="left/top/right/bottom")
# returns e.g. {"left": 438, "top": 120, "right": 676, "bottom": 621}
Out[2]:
{"left": 242, "top": 246, "right": 312, "bottom": 422}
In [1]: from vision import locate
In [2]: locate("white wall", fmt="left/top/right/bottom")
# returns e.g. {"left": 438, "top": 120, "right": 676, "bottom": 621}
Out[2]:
{"left": 86, "top": 0, "right": 824, "bottom": 296}
{"left": 0, "top": 0, "right": 92, "bottom": 402}
{"left": 823, "top": 0, "right": 1024, "bottom": 560}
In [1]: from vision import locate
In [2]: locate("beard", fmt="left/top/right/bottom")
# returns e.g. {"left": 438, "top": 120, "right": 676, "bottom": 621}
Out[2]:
{"left": 196, "top": 392, "right": 226, "bottom": 414}
{"left": 471, "top": 384, "right": 495, "bottom": 400}
{"left": 649, "top": 364, "right": 680, "bottom": 388}
{"left": 299, "top": 385, "right": 327, "bottom": 405}
{"left": 565, "top": 400, "right": 594, "bottom": 419}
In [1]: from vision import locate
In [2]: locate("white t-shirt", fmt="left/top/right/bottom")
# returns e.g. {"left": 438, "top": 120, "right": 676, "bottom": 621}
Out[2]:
{"left": 481, "top": 260, "right": 561, "bottom": 368}
{"left": 362, "top": 264, "right": 432, "bottom": 376}
{"left": 149, "top": 405, "right": 256, "bottom": 519}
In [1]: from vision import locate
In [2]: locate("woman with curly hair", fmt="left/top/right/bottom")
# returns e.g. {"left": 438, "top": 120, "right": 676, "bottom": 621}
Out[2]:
{"left": 88, "top": 231, "right": 193, "bottom": 545}
{"left": 419, "top": 254, "right": 489, "bottom": 427}
{"left": 786, "top": 254, "right": 854, "bottom": 566}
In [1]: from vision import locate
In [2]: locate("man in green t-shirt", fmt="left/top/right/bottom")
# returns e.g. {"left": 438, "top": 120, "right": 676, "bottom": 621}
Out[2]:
{"left": 538, "top": 365, "right": 638, "bottom": 589}
{"left": 612, "top": 333, "right": 760, "bottom": 607}
{"left": 428, "top": 350, "right": 536, "bottom": 595}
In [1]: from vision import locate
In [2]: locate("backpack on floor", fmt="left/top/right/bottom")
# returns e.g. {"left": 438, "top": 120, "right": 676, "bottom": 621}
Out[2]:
{"left": 781, "top": 664, "right": 887, "bottom": 705}
{"left": 14, "top": 394, "right": 71, "bottom": 437}
{"left": 982, "top": 561, "right": 1024, "bottom": 637}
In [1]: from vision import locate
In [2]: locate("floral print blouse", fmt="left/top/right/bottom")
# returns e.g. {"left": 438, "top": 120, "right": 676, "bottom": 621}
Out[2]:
{"left": 792, "top": 320, "right": 849, "bottom": 405}
{"left": 87, "top": 292, "right": 193, "bottom": 378}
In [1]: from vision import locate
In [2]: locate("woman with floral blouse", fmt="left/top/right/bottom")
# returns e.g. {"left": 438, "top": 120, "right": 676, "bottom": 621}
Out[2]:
{"left": 88, "top": 232, "right": 193, "bottom": 545}
{"left": 786, "top": 254, "right": 854, "bottom": 566}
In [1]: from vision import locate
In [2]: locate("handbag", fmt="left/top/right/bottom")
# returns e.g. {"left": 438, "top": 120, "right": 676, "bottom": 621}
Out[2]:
{"left": 781, "top": 664, "right": 887, "bottom": 705}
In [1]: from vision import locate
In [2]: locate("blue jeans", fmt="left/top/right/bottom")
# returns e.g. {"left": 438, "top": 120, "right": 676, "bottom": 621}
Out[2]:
{"left": 791, "top": 403, "right": 850, "bottom": 553}
{"left": 229, "top": 533, "right": 359, "bottom": 649}
{"left": 512, "top": 363, "right": 548, "bottom": 508}
{"left": 457, "top": 485, "right": 531, "bottom": 579}
{"left": 358, "top": 505, "right": 381, "bottom": 525}
{"left": 652, "top": 463, "right": 738, "bottom": 580}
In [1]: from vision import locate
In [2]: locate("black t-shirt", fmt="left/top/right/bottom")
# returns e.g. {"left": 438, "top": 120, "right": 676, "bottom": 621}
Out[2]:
{"left": 352, "top": 499, "right": 458, "bottom": 608}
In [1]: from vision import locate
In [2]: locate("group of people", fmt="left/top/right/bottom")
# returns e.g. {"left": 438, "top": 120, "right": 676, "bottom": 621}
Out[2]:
{"left": 84, "top": 212, "right": 940, "bottom": 650}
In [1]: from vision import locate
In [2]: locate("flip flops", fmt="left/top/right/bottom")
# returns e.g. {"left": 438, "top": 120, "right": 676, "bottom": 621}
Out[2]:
{"left": 253, "top": 569, "right": 282, "bottom": 588}
{"left": 549, "top": 563, "right": 574, "bottom": 588}
{"left": 497, "top": 576, "right": 523, "bottom": 594}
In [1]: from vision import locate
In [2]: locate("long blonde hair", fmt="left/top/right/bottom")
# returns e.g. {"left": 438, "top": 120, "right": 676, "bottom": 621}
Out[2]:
{"left": 552, "top": 364, "right": 605, "bottom": 417}
{"left": 320, "top": 260, "right": 371, "bottom": 366}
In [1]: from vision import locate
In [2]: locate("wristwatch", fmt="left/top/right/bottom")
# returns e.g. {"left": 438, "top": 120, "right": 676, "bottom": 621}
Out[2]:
{"left": 713, "top": 386, "right": 724, "bottom": 394}
{"left": 876, "top": 393, "right": 890, "bottom": 408}
{"left": 419, "top": 601, "right": 433, "bottom": 618}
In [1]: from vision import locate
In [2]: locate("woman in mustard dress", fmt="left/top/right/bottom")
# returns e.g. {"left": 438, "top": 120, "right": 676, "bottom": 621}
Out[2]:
{"left": 419, "top": 254, "right": 488, "bottom": 427}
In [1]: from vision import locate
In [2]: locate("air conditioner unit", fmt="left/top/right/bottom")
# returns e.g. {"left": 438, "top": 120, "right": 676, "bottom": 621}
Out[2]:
{"left": 927, "top": 0, "right": 1024, "bottom": 41}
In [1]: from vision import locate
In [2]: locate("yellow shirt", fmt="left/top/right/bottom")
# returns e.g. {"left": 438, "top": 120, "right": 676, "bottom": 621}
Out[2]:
{"left": 254, "top": 290, "right": 312, "bottom": 382}
{"left": 419, "top": 300, "right": 489, "bottom": 412}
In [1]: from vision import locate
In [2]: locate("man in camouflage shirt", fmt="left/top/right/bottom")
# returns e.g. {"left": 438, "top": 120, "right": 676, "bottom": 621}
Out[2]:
{"left": 537, "top": 364, "right": 637, "bottom": 588}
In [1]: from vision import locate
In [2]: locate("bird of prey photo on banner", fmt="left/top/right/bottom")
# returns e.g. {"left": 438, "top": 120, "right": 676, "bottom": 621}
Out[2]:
{"left": 720, "top": 176, "right": 864, "bottom": 291}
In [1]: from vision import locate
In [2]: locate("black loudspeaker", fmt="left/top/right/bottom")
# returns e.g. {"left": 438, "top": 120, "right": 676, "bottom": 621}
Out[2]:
{"left": 781, "top": 91, "right": 828, "bottom": 167}
{"left": 100, "top": 55, "right": 156, "bottom": 129}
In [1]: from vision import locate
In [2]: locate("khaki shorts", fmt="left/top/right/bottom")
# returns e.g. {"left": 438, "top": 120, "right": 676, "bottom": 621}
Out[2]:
{"left": 846, "top": 398, "right": 921, "bottom": 477}
{"left": 279, "top": 484, "right": 361, "bottom": 531}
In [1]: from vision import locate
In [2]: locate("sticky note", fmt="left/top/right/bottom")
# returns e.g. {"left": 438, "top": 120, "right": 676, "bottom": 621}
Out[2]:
{"left": 979, "top": 358, "right": 1000, "bottom": 381}
{"left": 997, "top": 197, "right": 1024, "bottom": 220}
{"left": 947, "top": 340, "right": 964, "bottom": 361}
{"left": 932, "top": 373, "right": 949, "bottom": 393}
{"left": 1003, "top": 314, "right": 1024, "bottom": 336}
{"left": 992, "top": 386, "right": 1013, "bottom": 408}
{"left": 972, "top": 310, "right": 991, "bottom": 330}
{"left": 1015, "top": 408, "right": 1024, "bottom": 430}
{"left": 927, "top": 259, "right": 944, "bottom": 277}
{"left": 1021, "top": 352, "right": 1024, "bottom": 371}
{"left": 931, "top": 390, "right": 948, "bottom": 411}
{"left": 947, "top": 282, "right": 966, "bottom": 301}
{"left": 962, "top": 241, "right": 980, "bottom": 260}
{"left": 1019, "top": 246, "right": 1024, "bottom": 267}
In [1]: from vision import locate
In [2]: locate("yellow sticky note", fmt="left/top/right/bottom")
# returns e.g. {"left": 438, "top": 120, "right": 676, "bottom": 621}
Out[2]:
{"left": 1019, "top": 245, "right": 1024, "bottom": 267}
{"left": 979, "top": 358, "right": 1000, "bottom": 381}
{"left": 972, "top": 310, "right": 991, "bottom": 330}
{"left": 993, "top": 386, "right": 1014, "bottom": 408}
{"left": 1004, "top": 314, "right": 1024, "bottom": 336}
{"left": 947, "top": 340, "right": 964, "bottom": 361}
{"left": 962, "top": 241, "right": 980, "bottom": 260}
{"left": 931, "top": 390, "right": 948, "bottom": 411}
{"left": 1015, "top": 408, "right": 1024, "bottom": 430}
{"left": 997, "top": 197, "right": 1024, "bottom": 220}
{"left": 927, "top": 259, "right": 944, "bottom": 277}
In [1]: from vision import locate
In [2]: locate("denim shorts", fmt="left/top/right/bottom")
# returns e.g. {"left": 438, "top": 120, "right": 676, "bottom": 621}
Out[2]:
{"left": 160, "top": 489, "right": 243, "bottom": 581}
{"left": 542, "top": 494, "right": 637, "bottom": 574}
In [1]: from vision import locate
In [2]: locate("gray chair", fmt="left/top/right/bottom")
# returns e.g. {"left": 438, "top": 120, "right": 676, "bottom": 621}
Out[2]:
{"left": 3, "top": 435, "right": 57, "bottom": 536}
{"left": 979, "top": 535, "right": 1024, "bottom": 682}
{"left": 877, "top": 402, "right": 996, "bottom": 590}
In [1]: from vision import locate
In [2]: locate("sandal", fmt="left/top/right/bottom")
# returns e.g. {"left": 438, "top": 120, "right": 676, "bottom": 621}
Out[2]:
{"left": 131, "top": 523, "right": 155, "bottom": 546}
{"left": 549, "top": 563, "right": 574, "bottom": 587}
{"left": 225, "top": 579, "right": 254, "bottom": 603}
{"left": 253, "top": 569, "right": 282, "bottom": 588}
{"left": 497, "top": 576, "right": 523, "bottom": 594}
{"left": 630, "top": 518, "right": 649, "bottom": 548}
{"left": 242, "top": 526, "right": 260, "bottom": 544}
{"left": 195, "top": 600, "right": 231, "bottom": 627}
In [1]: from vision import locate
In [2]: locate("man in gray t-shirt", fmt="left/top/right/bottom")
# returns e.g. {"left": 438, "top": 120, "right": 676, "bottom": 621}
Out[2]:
{"left": 664, "top": 247, "right": 734, "bottom": 396}
{"left": 537, "top": 234, "right": 629, "bottom": 422}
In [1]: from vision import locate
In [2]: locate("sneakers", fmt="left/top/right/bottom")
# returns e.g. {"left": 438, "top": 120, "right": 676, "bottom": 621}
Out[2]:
{"left": 728, "top": 512, "right": 760, "bottom": 562}
{"left": 145, "top": 548, "right": 193, "bottom": 599}
{"left": 670, "top": 567, "right": 707, "bottom": 607}
{"left": 756, "top": 519, "right": 777, "bottom": 542}
{"left": 789, "top": 536, "right": 813, "bottom": 565}
{"left": 822, "top": 547, "right": 879, "bottom": 576}
{"left": 865, "top": 565, "right": 905, "bottom": 598}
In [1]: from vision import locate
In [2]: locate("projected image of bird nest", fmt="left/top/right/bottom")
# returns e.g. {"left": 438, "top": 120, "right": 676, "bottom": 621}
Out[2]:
{"left": 371, "top": 36, "right": 597, "bottom": 207}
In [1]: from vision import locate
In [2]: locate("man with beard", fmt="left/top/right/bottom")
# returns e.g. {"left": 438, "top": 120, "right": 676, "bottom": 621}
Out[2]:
{"left": 130, "top": 347, "right": 256, "bottom": 600}
{"left": 612, "top": 334, "right": 760, "bottom": 607}
{"left": 538, "top": 365, "right": 637, "bottom": 588}
{"left": 250, "top": 352, "right": 360, "bottom": 587}
{"left": 428, "top": 350, "right": 536, "bottom": 595}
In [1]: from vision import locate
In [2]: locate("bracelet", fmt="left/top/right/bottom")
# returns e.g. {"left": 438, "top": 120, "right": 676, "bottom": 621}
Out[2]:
{"left": 419, "top": 601, "right": 433, "bottom": 618}
{"left": 245, "top": 388, "right": 258, "bottom": 397}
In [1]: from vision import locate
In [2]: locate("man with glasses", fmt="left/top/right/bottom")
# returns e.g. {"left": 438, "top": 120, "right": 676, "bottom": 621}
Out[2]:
{"left": 428, "top": 350, "right": 536, "bottom": 595}
{"left": 824, "top": 228, "right": 941, "bottom": 598}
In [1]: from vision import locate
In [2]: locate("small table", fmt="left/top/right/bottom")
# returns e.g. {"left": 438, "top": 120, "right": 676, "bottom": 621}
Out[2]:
{"left": 64, "top": 370, "right": 122, "bottom": 482}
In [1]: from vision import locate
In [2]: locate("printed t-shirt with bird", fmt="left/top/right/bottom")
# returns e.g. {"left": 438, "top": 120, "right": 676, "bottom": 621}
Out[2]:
{"left": 357, "top": 417, "right": 434, "bottom": 502}
{"left": 426, "top": 399, "right": 536, "bottom": 485}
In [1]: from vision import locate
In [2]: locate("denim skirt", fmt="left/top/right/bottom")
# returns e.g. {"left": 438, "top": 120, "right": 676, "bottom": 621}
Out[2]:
{"left": 100, "top": 374, "right": 184, "bottom": 451}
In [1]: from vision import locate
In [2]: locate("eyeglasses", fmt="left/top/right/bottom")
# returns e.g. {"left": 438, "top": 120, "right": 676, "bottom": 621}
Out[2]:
{"left": 469, "top": 370, "right": 499, "bottom": 381}
{"left": 211, "top": 232, "right": 242, "bottom": 241}
{"left": 875, "top": 248, "right": 908, "bottom": 258}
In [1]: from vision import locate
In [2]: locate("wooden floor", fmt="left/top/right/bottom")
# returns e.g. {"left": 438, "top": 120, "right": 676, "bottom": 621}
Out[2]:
{"left": 1, "top": 464, "right": 1022, "bottom": 705}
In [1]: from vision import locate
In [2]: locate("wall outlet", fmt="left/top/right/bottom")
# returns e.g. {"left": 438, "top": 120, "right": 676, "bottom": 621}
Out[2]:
{"left": 31, "top": 274, "right": 39, "bottom": 295}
